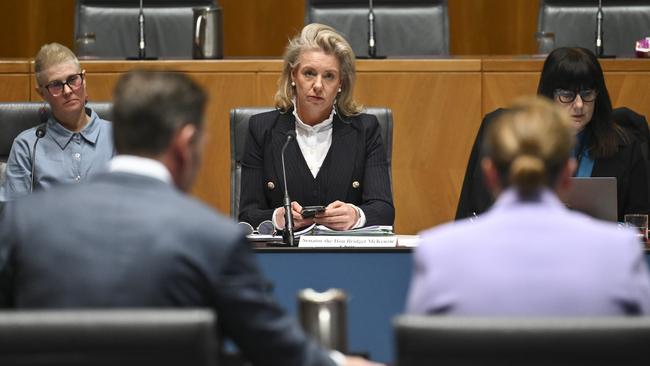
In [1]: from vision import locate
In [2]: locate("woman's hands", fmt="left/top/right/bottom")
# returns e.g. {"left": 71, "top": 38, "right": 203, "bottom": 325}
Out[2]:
{"left": 275, "top": 200, "right": 359, "bottom": 231}
{"left": 314, "top": 200, "right": 359, "bottom": 231}
{"left": 274, "top": 201, "right": 314, "bottom": 230}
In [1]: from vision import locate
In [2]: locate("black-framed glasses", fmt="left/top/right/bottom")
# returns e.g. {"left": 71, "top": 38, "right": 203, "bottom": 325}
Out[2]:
{"left": 553, "top": 88, "right": 597, "bottom": 104}
{"left": 43, "top": 73, "right": 84, "bottom": 97}
{"left": 238, "top": 220, "right": 276, "bottom": 236}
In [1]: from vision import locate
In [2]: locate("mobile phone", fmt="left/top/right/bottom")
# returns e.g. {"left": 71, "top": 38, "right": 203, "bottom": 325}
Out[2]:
{"left": 301, "top": 205, "right": 326, "bottom": 218}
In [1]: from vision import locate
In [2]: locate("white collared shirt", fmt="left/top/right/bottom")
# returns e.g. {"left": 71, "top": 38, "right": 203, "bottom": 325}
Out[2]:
{"left": 292, "top": 107, "right": 334, "bottom": 178}
{"left": 108, "top": 155, "right": 172, "bottom": 184}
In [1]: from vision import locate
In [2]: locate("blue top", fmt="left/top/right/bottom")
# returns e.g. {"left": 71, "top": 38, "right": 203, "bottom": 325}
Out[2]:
{"left": 0, "top": 108, "right": 115, "bottom": 201}
{"left": 573, "top": 130, "right": 595, "bottom": 177}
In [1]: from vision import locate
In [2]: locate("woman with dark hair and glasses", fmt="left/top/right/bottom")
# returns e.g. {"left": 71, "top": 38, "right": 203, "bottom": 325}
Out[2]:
{"left": 1, "top": 43, "right": 114, "bottom": 201}
{"left": 457, "top": 47, "right": 649, "bottom": 221}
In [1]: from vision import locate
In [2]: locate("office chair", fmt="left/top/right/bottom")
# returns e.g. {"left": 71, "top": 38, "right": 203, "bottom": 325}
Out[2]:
{"left": 537, "top": 0, "right": 650, "bottom": 56}
{"left": 394, "top": 315, "right": 650, "bottom": 366}
{"left": 305, "top": 0, "right": 449, "bottom": 57}
{"left": 0, "top": 309, "right": 218, "bottom": 366}
{"left": 74, "top": 0, "right": 217, "bottom": 58}
{"left": 0, "top": 102, "right": 113, "bottom": 185}
{"left": 229, "top": 106, "right": 393, "bottom": 219}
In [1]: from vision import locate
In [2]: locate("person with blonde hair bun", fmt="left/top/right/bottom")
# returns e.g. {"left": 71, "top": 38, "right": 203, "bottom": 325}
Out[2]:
{"left": 239, "top": 23, "right": 394, "bottom": 231}
{"left": 407, "top": 96, "right": 650, "bottom": 316}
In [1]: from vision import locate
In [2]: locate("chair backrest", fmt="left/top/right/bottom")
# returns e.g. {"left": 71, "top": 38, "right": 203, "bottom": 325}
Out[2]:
{"left": 394, "top": 315, "right": 650, "bottom": 366}
{"left": 229, "top": 107, "right": 393, "bottom": 219}
{"left": 306, "top": 0, "right": 449, "bottom": 57}
{"left": 0, "top": 102, "right": 113, "bottom": 162}
{"left": 0, "top": 309, "right": 218, "bottom": 366}
{"left": 537, "top": 0, "right": 650, "bottom": 56}
{"left": 75, "top": 0, "right": 217, "bottom": 58}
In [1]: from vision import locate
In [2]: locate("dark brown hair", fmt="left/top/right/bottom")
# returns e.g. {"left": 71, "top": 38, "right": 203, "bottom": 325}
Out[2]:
{"left": 537, "top": 47, "right": 626, "bottom": 158}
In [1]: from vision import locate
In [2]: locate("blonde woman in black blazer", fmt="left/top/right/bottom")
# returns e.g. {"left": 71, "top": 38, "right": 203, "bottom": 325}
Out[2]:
{"left": 238, "top": 24, "right": 394, "bottom": 231}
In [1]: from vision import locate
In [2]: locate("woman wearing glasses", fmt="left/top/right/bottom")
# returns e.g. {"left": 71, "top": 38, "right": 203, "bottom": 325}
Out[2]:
{"left": 457, "top": 47, "right": 649, "bottom": 221}
{"left": 1, "top": 43, "right": 114, "bottom": 201}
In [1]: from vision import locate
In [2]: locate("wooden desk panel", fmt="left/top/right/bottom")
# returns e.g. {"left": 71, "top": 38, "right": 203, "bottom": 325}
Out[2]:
{"left": 482, "top": 58, "right": 650, "bottom": 119}
{"left": 2, "top": 58, "right": 648, "bottom": 234}
{"left": 355, "top": 72, "right": 481, "bottom": 233}
{"left": 0, "top": 60, "right": 31, "bottom": 102}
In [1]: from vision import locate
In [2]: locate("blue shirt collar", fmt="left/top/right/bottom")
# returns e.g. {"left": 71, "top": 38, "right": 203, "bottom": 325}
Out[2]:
{"left": 47, "top": 107, "right": 101, "bottom": 150}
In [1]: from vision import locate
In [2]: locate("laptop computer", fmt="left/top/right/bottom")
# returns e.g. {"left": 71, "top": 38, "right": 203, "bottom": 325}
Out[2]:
{"left": 560, "top": 177, "right": 618, "bottom": 222}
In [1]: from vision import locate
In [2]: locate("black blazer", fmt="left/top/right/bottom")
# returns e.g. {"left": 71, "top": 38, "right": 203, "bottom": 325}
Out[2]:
{"left": 456, "top": 108, "right": 650, "bottom": 221}
{"left": 238, "top": 109, "right": 394, "bottom": 227}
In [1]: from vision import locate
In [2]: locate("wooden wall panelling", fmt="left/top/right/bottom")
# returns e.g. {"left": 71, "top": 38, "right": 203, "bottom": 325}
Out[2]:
{"left": 448, "top": 0, "right": 539, "bottom": 55}
{"left": 0, "top": 2, "right": 32, "bottom": 57}
{"left": 355, "top": 71, "right": 482, "bottom": 234}
{"left": 603, "top": 73, "right": 650, "bottom": 119}
{"left": 220, "top": 0, "right": 305, "bottom": 57}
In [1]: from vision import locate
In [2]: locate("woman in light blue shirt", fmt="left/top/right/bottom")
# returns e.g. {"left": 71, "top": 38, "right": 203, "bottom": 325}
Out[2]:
{"left": 1, "top": 43, "right": 114, "bottom": 201}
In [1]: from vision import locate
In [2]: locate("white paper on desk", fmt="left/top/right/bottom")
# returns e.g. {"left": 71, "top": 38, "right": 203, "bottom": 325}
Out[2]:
{"left": 299, "top": 235, "right": 397, "bottom": 248}
{"left": 310, "top": 225, "right": 394, "bottom": 236}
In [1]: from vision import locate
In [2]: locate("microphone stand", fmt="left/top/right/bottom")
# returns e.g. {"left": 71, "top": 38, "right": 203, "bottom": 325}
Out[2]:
{"left": 281, "top": 131, "right": 296, "bottom": 246}
{"left": 31, "top": 123, "right": 47, "bottom": 193}
{"left": 138, "top": 0, "right": 146, "bottom": 59}
{"left": 368, "top": 0, "right": 376, "bottom": 58}
{"left": 595, "top": 0, "right": 604, "bottom": 57}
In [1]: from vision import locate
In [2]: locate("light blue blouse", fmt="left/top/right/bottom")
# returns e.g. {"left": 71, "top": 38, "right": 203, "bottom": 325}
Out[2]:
{"left": 0, "top": 108, "right": 115, "bottom": 201}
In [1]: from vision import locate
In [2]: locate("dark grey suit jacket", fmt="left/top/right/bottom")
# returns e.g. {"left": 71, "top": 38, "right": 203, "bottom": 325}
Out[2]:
{"left": 0, "top": 172, "right": 334, "bottom": 366}
{"left": 238, "top": 109, "right": 395, "bottom": 227}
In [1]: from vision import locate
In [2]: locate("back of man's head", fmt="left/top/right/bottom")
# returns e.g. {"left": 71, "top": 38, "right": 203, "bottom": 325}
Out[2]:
{"left": 112, "top": 70, "right": 206, "bottom": 156}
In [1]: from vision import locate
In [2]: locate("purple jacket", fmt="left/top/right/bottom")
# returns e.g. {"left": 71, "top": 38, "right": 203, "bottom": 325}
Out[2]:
{"left": 407, "top": 189, "right": 650, "bottom": 316}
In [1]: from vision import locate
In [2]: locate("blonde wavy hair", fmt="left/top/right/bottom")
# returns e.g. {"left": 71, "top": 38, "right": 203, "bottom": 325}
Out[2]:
{"left": 484, "top": 96, "right": 575, "bottom": 197}
{"left": 274, "top": 23, "right": 361, "bottom": 117}
{"left": 34, "top": 43, "right": 81, "bottom": 87}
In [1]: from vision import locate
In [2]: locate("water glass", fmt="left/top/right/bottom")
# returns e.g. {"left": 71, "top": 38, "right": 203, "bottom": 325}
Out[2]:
{"left": 624, "top": 214, "right": 649, "bottom": 242}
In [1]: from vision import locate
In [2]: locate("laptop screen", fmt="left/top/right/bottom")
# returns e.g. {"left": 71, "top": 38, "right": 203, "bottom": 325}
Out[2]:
{"left": 559, "top": 177, "right": 618, "bottom": 222}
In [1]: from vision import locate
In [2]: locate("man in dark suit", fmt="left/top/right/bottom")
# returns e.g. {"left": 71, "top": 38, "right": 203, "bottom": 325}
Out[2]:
{"left": 0, "top": 71, "right": 379, "bottom": 366}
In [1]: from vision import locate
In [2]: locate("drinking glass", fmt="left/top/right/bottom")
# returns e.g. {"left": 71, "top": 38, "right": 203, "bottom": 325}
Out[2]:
{"left": 624, "top": 214, "right": 649, "bottom": 242}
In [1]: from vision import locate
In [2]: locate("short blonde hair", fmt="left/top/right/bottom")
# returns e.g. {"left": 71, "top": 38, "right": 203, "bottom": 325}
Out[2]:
{"left": 484, "top": 96, "right": 575, "bottom": 197}
{"left": 34, "top": 43, "right": 80, "bottom": 86}
{"left": 275, "top": 23, "right": 361, "bottom": 117}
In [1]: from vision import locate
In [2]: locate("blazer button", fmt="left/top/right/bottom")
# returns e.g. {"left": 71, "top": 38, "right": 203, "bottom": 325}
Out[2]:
{"left": 352, "top": 181, "right": 360, "bottom": 189}
{"left": 267, "top": 181, "right": 275, "bottom": 190}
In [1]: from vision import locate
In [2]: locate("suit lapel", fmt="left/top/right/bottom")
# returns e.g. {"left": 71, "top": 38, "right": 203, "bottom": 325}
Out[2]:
{"left": 271, "top": 112, "right": 306, "bottom": 192}
{"left": 322, "top": 115, "right": 358, "bottom": 204}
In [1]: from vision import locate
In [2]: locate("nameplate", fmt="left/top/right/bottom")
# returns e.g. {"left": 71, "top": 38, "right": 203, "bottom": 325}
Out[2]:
{"left": 298, "top": 235, "right": 398, "bottom": 248}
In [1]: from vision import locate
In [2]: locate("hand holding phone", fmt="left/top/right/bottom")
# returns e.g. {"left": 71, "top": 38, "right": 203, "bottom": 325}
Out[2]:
{"left": 301, "top": 205, "right": 326, "bottom": 218}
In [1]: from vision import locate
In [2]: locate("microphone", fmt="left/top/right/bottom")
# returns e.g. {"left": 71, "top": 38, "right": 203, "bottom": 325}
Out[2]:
{"left": 368, "top": 0, "right": 376, "bottom": 58}
{"left": 281, "top": 130, "right": 296, "bottom": 246}
{"left": 595, "top": 0, "right": 604, "bottom": 57}
{"left": 138, "top": 0, "right": 146, "bottom": 59}
{"left": 31, "top": 110, "right": 48, "bottom": 192}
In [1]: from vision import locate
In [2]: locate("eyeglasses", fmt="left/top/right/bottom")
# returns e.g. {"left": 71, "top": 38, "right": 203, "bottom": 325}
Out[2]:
{"left": 553, "top": 88, "right": 597, "bottom": 104}
{"left": 42, "top": 73, "right": 84, "bottom": 97}
{"left": 238, "top": 220, "right": 276, "bottom": 236}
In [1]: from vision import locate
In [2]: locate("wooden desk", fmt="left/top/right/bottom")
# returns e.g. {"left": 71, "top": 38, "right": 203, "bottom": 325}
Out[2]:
{"left": 1, "top": 57, "right": 649, "bottom": 234}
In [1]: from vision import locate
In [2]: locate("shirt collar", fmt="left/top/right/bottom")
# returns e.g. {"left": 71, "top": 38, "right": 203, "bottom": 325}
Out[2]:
{"left": 292, "top": 98, "right": 335, "bottom": 133}
{"left": 108, "top": 155, "right": 173, "bottom": 184}
{"left": 491, "top": 188, "right": 566, "bottom": 213}
{"left": 47, "top": 107, "right": 102, "bottom": 150}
